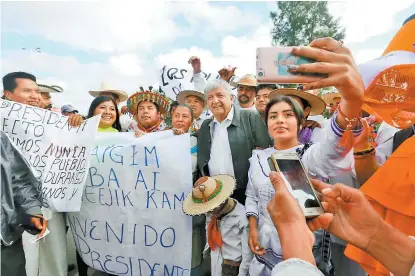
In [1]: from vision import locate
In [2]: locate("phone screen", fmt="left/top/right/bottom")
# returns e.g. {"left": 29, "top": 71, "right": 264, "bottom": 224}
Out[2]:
{"left": 276, "top": 159, "right": 321, "bottom": 209}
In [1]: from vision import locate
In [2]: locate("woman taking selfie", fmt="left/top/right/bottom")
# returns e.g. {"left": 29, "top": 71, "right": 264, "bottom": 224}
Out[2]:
{"left": 245, "top": 38, "right": 365, "bottom": 276}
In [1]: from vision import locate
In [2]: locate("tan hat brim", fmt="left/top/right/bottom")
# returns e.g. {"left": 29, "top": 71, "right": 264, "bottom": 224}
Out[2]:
{"left": 89, "top": 90, "right": 129, "bottom": 102}
{"left": 269, "top": 88, "right": 326, "bottom": 115}
{"left": 38, "top": 84, "right": 63, "bottom": 93}
{"left": 237, "top": 82, "right": 258, "bottom": 87}
{"left": 182, "top": 175, "right": 236, "bottom": 216}
{"left": 176, "top": 90, "right": 206, "bottom": 105}
{"left": 321, "top": 92, "right": 341, "bottom": 106}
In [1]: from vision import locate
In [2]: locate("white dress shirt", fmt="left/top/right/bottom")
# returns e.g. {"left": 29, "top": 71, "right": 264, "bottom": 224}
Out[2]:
{"left": 208, "top": 107, "right": 235, "bottom": 177}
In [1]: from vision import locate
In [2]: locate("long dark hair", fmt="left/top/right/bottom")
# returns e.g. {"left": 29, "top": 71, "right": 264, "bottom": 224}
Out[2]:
{"left": 265, "top": 95, "right": 304, "bottom": 133}
{"left": 87, "top": 96, "right": 121, "bottom": 131}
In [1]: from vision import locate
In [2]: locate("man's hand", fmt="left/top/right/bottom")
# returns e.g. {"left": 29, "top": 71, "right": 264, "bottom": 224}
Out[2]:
{"left": 248, "top": 217, "right": 266, "bottom": 256}
{"left": 68, "top": 114, "right": 84, "bottom": 127}
{"left": 188, "top": 56, "right": 201, "bottom": 74}
{"left": 267, "top": 171, "right": 315, "bottom": 264}
{"left": 134, "top": 129, "right": 145, "bottom": 138}
{"left": 308, "top": 179, "right": 383, "bottom": 251}
{"left": 172, "top": 128, "right": 185, "bottom": 135}
{"left": 304, "top": 120, "right": 321, "bottom": 130}
{"left": 218, "top": 66, "right": 237, "bottom": 83}
{"left": 30, "top": 215, "right": 47, "bottom": 237}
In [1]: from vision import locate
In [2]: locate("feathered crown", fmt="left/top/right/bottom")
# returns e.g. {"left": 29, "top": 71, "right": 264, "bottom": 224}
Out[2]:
{"left": 127, "top": 86, "right": 170, "bottom": 115}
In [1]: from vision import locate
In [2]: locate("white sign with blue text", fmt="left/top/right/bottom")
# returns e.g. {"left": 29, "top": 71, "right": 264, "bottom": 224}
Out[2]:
{"left": 69, "top": 131, "right": 193, "bottom": 276}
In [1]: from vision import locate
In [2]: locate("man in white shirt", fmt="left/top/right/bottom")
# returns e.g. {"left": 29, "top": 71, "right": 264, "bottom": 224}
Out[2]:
{"left": 196, "top": 79, "right": 272, "bottom": 205}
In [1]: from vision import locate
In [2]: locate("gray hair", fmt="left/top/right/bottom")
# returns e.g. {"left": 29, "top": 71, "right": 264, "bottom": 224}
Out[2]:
{"left": 204, "top": 79, "right": 232, "bottom": 96}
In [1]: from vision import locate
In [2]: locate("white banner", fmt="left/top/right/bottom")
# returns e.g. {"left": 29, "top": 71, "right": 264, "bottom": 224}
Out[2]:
{"left": 159, "top": 65, "right": 220, "bottom": 99}
{"left": 69, "top": 131, "right": 193, "bottom": 275}
{"left": 0, "top": 100, "right": 100, "bottom": 211}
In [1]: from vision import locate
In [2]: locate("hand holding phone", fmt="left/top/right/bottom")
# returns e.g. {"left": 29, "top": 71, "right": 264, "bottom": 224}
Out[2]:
{"left": 268, "top": 152, "right": 324, "bottom": 218}
{"left": 18, "top": 214, "right": 47, "bottom": 237}
{"left": 256, "top": 47, "right": 327, "bottom": 84}
{"left": 30, "top": 215, "right": 47, "bottom": 237}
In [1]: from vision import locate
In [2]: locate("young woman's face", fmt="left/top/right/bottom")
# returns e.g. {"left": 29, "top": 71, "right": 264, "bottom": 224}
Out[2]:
{"left": 267, "top": 101, "right": 299, "bottom": 142}
{"left": 93, "top": 100, "right": 117, "bottom": 128}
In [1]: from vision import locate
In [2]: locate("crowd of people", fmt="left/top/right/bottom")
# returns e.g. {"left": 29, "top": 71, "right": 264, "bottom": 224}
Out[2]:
{"left": 1, "top": 13, "right": 415, "bottom": 276}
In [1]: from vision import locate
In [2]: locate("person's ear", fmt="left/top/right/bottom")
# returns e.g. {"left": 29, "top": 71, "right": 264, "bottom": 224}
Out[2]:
{"left": 304, "top": 106, "right": 311, "bottom": 118}
{"left": 3, "top": 90, "right": 12, "bottom": 100}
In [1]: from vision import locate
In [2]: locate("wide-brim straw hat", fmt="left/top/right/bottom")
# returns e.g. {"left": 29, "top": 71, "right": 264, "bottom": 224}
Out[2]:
{"left": 321, "top": 91, "right": 341, "bottom": 106}
{"left": 237, "top": 74, "right": 258, "bottom": 87}
{"left": 127, "top": 90, "right": 170, "bottom": 116}
{"left": 176, "top": 90, "right": 206, "bottom": 105}
{"left": 183, "top": 175, "right": 235, "bottom": 216}
{"left": 89, "top": 81, "right": 128, "bottom": 102}
{"left": 269, "top": 88, "right": 326, "bottom": 115}
{"left": 38, "top": 84, "right": 63, "bottom": 93}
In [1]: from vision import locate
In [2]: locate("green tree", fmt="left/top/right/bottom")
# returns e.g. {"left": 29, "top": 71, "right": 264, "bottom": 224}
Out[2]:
{"left": 270, "top": 1, "right": 345, "bottom": 46}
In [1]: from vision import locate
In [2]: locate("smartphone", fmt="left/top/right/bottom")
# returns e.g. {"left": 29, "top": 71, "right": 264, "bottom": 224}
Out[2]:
{"left": 268, "top": 152, "right": 324, "bottom": 218}
{"left": 256, "top": 47, "right": 327, "bottom": 84}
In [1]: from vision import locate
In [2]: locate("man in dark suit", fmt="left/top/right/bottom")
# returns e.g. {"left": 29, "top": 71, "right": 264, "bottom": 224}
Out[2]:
{"left": 196, "top": 79, "right": 272, "bottom": 205}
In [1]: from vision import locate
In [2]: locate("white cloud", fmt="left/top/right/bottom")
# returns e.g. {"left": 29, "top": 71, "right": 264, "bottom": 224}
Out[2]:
{"left": 354, "top": 48, "right": 384, "bottom": 64}
{"left": 174, "top": 2, "right": 261, "bottom": 33}
{"left": 2, "top": 1, "right": 260, "bottom": 53}
{"left": 328, "top": 1, "right": 413, "bottom": 44}
{"left": 108, "top": 54, "right": 143, "bottom": 76}
{"left": 155, "top": 24, "right": 272, "bottom": 78}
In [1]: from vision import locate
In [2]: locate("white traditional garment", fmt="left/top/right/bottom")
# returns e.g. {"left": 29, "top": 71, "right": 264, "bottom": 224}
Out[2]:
{"left": 245, "top": 114, "right": 362, "bottom": 276}
{"left": 119, "top": 113, "right": 134, "bottom": 132}
{"left": 206, "top": 202, "right": 253, "bottom": 276}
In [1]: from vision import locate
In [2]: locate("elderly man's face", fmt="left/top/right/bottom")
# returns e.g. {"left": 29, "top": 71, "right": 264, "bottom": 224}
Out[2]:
{"left": 206, "top": 87, "right": 232, "bottom": 119}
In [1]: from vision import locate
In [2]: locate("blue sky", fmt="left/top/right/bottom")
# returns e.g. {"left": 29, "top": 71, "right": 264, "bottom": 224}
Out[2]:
{"left": 1, "top": 1, "right": 414, "bottom": 114}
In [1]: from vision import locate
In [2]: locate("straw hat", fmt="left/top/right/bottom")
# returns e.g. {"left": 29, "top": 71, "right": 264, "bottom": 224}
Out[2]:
{"left": 237, "top": 74, "right": 258, "bottom": 87}
{"left": 89, "top": 81, "right": 128, "bottom": 102}
{"left": 38, "top": 84, "right": 63, "bottom": 93}
{"left": 269, "top": 88, "right": 326, "bottom": 115}
{"left": 321, "top": 88, "right": 341, "bottom": 106}
{"left": 127, "top": 88, "right": 170, "bottom": 116}
{"left": 176, "top": 90, "right": 205, "bottom": 105}
{"left": 183, "top": 175, "right": 236, "bottom": 216}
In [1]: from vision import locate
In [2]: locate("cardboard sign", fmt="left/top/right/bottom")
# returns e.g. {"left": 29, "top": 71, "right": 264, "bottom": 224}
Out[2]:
{"left": 0, "top": 100, "right": 100, "bottom": 211}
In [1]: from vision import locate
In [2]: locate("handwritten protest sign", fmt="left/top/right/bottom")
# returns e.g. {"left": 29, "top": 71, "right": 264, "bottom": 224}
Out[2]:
{"left": 0, "top": 100, "right": 100, "bottom": 211}
{"left": 69, "top": 131, "right": 192, "bottom": 275}
{"left": 159, "top": 65, "right": 221, "bottom": 99}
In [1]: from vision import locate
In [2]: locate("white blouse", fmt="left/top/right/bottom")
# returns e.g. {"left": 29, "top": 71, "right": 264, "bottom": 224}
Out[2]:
{"left": 245, "top": 114, "right": 362, "bottom": 275}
